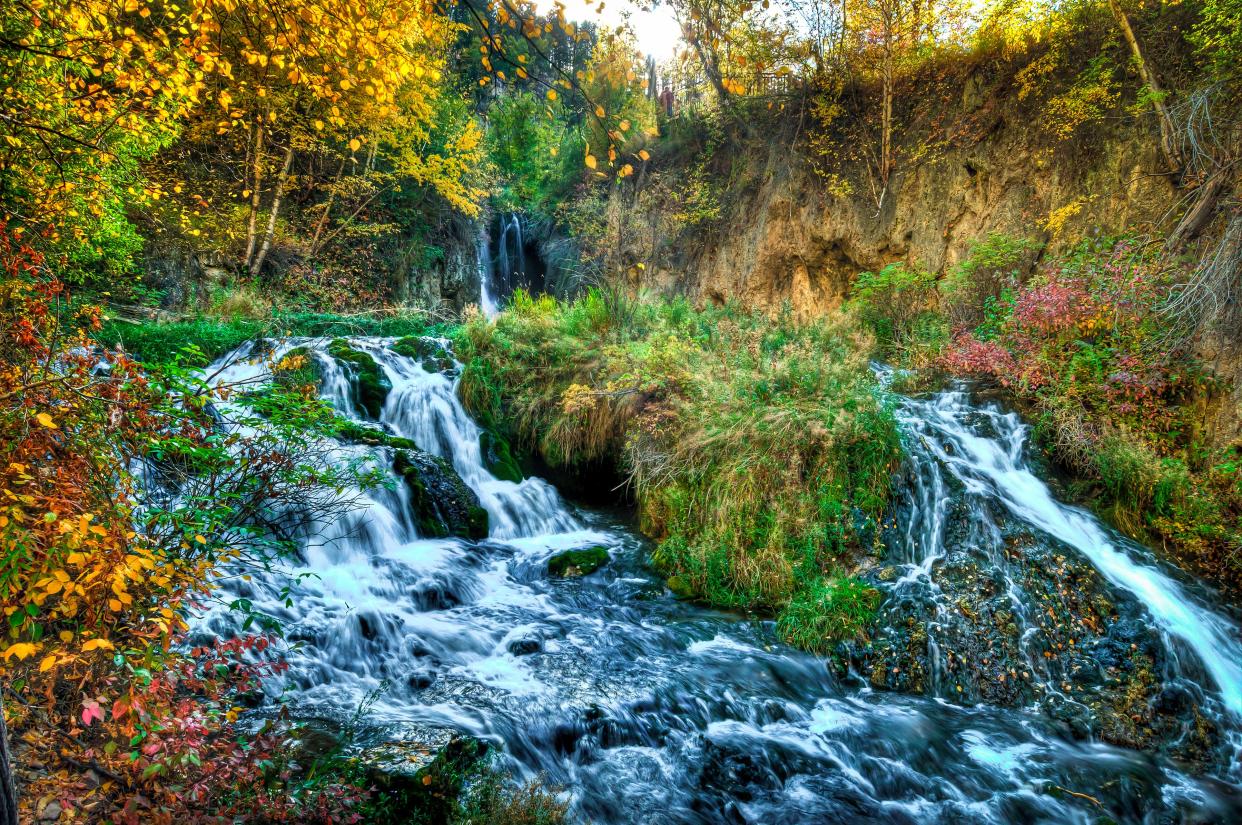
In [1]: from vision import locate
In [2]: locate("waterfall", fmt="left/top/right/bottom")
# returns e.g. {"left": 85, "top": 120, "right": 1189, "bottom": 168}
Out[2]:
{"left": 478, "top": 223, "right": 499, "bottom": 318}
{"left": 189, "top": 345, "right": 1242, "bottom": 823}
{"left": 890, "top": 381, "right": 1242, "bottom": 715}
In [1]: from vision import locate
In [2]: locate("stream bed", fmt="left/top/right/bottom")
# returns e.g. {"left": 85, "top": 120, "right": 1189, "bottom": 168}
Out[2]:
{"left": 198, "top": 338, "right": 1242, "bottom": 824}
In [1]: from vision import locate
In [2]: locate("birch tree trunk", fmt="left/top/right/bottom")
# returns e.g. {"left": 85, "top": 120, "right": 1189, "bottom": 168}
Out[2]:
{"left": 250, "top": 145, "right": 294, "bottom": 278}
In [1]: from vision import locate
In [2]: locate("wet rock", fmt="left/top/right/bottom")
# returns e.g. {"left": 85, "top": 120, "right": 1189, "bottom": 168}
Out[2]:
{"left": 391, "top": 336, "right": 455, "bottom": 373}
{"left": 508, "top": 635, "right": 542, "bottom": 656}
{"left": 847, "top": 518, "right": 1222, "bottom": 765}
{"left": 328, "top": 338, "right": 391, "bottom": 418}
{"left": 480, "top": 427, "right": 523, "bottom": 482}
{"left": 667, "top": 575, "right": 695, "bottom": 599}
{"left": 393, "top": 448, "right": 488, "bottom": 540}
{"left": 548, "top": 546, "right": 609, "bottom": 577}
{"left": 332, "top": 417, "right": 417, "bottom": 450}
{"left": 360, "top": 726, "right": 489, "bottom": 821}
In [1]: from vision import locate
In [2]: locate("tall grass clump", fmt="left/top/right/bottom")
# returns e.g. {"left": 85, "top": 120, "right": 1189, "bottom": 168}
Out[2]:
{"left": 455, "top": 291, "right": 901, "bottom": 649}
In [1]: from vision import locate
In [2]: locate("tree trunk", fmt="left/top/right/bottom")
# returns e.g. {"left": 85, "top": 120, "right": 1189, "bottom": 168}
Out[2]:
{"left": 1167, "top": 167, "right": 1230, "bottom": 250}
{"left": 1107, "top": 0, "right": 1183, "bottom": 176}
{"left": 243, "top": 119, "right": 265, "bottom": 268}
{"left": 310, "top": 156, "right": 348, "bottom": 254}
{"left": 0, "top": 696, "right": 18, "bottom": 825}
{"left": 881, "top": 44, "right": 894, "bottom": 187}
{"left": 250, "top": 144, "right": 294, "bottom": 278}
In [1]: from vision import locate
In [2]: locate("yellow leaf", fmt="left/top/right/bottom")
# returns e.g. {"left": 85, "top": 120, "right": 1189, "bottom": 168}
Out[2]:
{"left": 638, "top": 150, "right": 650, "bottom": 161}
{"left": 595, "top": 105, "right": 605, "bottom": 118}
{"left": 195, "top": 534, "right": 207, "bottom": 544}
{"left": 82, "top": 638, "right": 115, "bottom": 652}
{"left": 546, "top": 89, "right": 557, "bottom": 101}
{"left": 349, "top": 139, "right": 361, "bottom": 152}
{"left": 39, "top": 655, "right": 57, "bottom": 672}
{"left": 2, "top": 643, "right": 37, "bottom": 661}
{"left": 36, "top": 413, "right": 57, "bottom": 429}
{"left": 585, "top": 154, "right": 597, "bottom": 169}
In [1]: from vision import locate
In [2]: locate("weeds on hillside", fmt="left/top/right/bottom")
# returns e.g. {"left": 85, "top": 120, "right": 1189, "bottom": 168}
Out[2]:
{"left": 455, "top": 291, "right": 900, "bottom": 648}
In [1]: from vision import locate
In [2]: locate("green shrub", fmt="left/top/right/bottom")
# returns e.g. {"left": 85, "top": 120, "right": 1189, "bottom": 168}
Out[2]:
{"left": 776, "top": 577, "right": 882, "bottom": 653}
{"left": 940, "top": 233, "right": 1042, "bottom": 335}
{"left": 849, "top": 263, "right": 943, "bottom": 361}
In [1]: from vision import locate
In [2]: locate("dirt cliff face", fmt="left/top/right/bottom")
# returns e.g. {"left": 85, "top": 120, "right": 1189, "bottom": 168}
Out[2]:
{"left": 601, "top": 98, "right": 1177, "bottom": 320}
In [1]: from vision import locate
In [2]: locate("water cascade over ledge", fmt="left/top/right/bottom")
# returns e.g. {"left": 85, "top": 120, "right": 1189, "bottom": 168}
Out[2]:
{"left": 196, "top": 340, "right": 1242, "bottom": 823}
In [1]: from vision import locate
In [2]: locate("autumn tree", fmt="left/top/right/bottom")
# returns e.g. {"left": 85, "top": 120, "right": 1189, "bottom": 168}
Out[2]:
{"left": 0, "top": 0, "right": 204, "bottom": 279}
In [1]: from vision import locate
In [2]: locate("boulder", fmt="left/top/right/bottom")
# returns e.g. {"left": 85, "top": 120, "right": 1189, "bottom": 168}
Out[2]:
{"left": 547, "top": 546, "right": 609, "bottom": 578}
{"left": 480, "top": 428, "right": 523, "bottom": 482}
{"left": 328, "top": 338, "right": 391, "bottom": 418}
{"left": 394, "top": 449, "right": 488, "bottom": 540}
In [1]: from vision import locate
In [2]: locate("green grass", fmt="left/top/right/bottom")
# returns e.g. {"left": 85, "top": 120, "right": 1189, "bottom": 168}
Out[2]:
{"left": 95, "top": 311, "right": 443, "bottom": 366}
{"left": 455, "top": 290, "right": 900, "bottom": 648}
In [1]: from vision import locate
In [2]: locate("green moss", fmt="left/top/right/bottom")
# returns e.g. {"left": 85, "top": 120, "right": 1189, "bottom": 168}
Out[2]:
{"left": 666, "top": 575, "right": 695, "bottom": 599}
{"left": 333, "top": 417, "right": 418, "bottom": 450}
{"left": 480, "top": 429, "right": 523, "bottom": 482}
{"left": 391, "top": 336, "right": 455, "bottom": 372}
{"left": 328, "top": 338, "right": 392, "bottom": 419}
{"left": 547, "top": 546, "right": 609, "bottom": 577}
{"left": 393, "top": 449, "right": 488, "bottom": 540}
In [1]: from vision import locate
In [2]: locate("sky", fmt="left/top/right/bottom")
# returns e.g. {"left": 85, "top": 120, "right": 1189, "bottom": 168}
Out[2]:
{"left": 533, "top": 0, "right": 684, "bottom": 63}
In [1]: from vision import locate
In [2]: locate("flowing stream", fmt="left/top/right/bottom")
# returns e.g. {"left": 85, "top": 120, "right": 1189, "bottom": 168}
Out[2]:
{"left": 198, "top": 339, "right": 1242, "bottom": 823}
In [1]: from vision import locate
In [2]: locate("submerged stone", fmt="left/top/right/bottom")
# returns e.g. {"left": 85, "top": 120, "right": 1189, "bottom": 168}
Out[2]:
{"left": 328, "top": 338, "right": 391, "bottom": 418}
{"left": 394, "top": 448, "right": 489, "bottom": 540}
{"left": 547, "top": 546, "right": 609, "bottom": 577}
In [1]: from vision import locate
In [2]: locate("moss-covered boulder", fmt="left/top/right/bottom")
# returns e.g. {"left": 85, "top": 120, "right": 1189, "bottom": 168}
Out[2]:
{"left": 392, "top": 336, "right": 455, "bottom": 373}
{"left": 547, "top": 546, "right": 609, "bottom": 577}
{"left": 480, "top": 428, "right": 523, "bottom": 483}
{"left": 666, "top": 575, "right": 695, "bottom": 599}
{"left": 360, "top": 728, "right": 490, "bottom": 823}
{"left": 333, "top": 417, "right": 418, "bottom": 450}
{"left": 271, "top": 346, "right": 323, "bottom": 391}
{"left": 394, "top": 448, "right": 488, "bottom": 540}
{"left": 328, "top": 338, "right": 391, "bottom": 418}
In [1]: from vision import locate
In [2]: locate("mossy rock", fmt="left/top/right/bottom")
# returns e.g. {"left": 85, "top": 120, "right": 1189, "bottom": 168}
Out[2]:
{"left": 392, "top": 336, "right": 455, "bottom": 373}
{"left": 333, "top": 417, "right": 418, "bottom": 450}
{"left": 271, "top": 346, "right": 323, "bottom": 391}
{"left": 361, "top": 728, "right": 490, "bottom": 823}
{"left": 547, "top": 546, "right": 609, "bottom": 578}
{"left": 666, "top": 575, "right": 696, "bottom": 599}
{"left": 394, "top": 448, "right": 488, "bottom": 540}
{"left": 480, "top": 428, "right": 523, "bottom": 483}
{"left": 328, "top": 338, "right": 391, "bottom": 418}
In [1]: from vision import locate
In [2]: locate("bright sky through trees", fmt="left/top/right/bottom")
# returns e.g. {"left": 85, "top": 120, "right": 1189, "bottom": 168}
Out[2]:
{"left": 535, "top": 0, "right": 684, "bottom": 61}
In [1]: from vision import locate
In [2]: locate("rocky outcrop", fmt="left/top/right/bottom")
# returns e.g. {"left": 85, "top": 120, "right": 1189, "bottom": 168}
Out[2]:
{"left": 328, "top": 339, "right": 392, "bottom": 419}
{"left": 597, "top": 70, "right": 1181, "bottom": 321}
{"left": 393, "top": 448, "right": 488, "bottom": 540}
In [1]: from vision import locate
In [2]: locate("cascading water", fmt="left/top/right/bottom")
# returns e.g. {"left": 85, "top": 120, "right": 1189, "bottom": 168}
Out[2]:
{"left": 478, "top": 224, "right": 500, "bottom": 318}
{"left": 196, "top": 343, "right": 1242, "bottom": 823}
